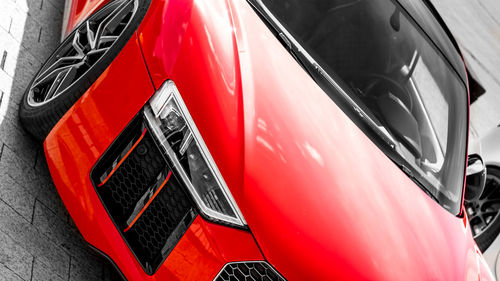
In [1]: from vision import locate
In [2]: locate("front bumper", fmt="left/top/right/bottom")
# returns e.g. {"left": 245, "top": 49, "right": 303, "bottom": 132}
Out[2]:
{"left": 43, "top": 33, "right": 263, "bottom": 280}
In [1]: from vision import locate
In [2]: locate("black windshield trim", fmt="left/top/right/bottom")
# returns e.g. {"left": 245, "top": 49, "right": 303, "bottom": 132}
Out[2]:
{"left": 246, "top": 0, "right": 469, "bottom": 216}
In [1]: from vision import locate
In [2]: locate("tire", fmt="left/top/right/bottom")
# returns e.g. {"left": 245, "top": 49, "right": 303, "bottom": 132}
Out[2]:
{"left": 19, "top": 0, "right": 150, "bottom": 141}
{"left": 466, "top": 166, "right": 500, "bottom": 252}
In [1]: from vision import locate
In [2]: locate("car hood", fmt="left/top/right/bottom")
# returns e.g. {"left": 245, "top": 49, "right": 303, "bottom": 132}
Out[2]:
{"left": 137, "top": 0, "right": 487, "bottom": 280}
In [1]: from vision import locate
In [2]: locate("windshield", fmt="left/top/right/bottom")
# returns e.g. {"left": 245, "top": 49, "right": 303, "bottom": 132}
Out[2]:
{"left": 252, "top": 0, "right": 468, "bottom": 214}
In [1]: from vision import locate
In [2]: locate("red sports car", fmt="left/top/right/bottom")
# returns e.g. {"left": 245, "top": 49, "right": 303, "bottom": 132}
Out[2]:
{"left": 18, "top": 0, "right": 494, "bottom": 280}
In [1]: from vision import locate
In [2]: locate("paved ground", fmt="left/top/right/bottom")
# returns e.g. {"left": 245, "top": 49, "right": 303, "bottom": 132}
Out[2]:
{"left": 0, "top": 0, "right": 118, "bottom": 280}
{"left": 432, "top": 0, "right": 500, "bottom": 137}
{"left": 0, "top": 0, "right": 499, "bottom": 281}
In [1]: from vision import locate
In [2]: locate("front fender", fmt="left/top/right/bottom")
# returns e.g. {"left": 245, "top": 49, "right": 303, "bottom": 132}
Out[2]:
{"left": 477, "top": 246, "right": 496, "bottom": 281}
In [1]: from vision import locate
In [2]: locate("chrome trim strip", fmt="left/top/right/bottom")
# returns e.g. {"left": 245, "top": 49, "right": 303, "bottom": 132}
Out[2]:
{"left": 98, "top": 126, "right": 147, "bottom": 186}
{"left": 144, "top": 80, "right": 247, "bottom": 227}
{"left": 124, "top": 169, "right": 171, "bottom": 230}
{"left": 252, "top": 0, "right": 398, "bottom": 152}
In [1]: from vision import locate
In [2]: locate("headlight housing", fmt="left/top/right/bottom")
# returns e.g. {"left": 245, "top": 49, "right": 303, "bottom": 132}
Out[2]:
{"left": 144, "top": 80, "right": 246, "bottom": 227}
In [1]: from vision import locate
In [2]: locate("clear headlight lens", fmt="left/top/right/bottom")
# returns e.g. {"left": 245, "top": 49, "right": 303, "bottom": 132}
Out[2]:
{"left": 144, "top": 80, "right": 246, "bottom": 227}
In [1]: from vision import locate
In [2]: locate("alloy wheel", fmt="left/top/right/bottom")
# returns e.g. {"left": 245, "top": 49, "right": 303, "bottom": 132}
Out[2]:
{"left": 27, "top": 0, "right": 137, "bottom": 106}
{"left": 466, "top": 172, "right": 500, "bottom": 237}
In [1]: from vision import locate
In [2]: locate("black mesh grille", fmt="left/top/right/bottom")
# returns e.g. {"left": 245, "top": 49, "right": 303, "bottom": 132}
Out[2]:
{"left": 124, "top": 175, "right": 194, "bottom": 271}
{"left": 215, "top": 262, "right": 286, "bottom": 281}
{"left": 91, "top": 114, "right": 197, "bottom": 275}
{"left": 99, "top": 133, "right": 164, "bottom": 222}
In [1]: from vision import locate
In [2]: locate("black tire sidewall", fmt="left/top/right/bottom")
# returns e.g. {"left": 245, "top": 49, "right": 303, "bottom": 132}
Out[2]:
{"left": 473, "top": 166, "right": 500, "bottom": 252}
{"left": 19, "top": 0, "right": 151, "bottom": 141}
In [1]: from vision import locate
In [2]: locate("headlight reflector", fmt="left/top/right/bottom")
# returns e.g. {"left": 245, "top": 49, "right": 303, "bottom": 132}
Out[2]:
{"left": 144, "top": 80, "right": 246, "bottom": 227}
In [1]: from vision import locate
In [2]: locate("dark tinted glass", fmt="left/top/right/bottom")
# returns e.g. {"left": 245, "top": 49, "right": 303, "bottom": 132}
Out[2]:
{"left": 258, "top": 0, "right": 468, "bottom": 214}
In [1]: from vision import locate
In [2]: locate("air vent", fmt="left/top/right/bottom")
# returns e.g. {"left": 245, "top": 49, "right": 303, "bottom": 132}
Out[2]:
{"left": 91, "top": 113, "right": 197, "bottom": 274}
{"left": 214, "top": 262, "right": 287, "bottom": 281}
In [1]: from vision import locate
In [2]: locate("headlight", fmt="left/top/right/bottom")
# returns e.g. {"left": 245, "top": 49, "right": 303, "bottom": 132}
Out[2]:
{"left": 143, "top": 80, "right": 246, "bottom": 227}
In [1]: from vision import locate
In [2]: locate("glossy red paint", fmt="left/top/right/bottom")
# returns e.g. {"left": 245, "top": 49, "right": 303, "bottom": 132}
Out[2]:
{"left": 98, "top": 127, "right": 147, "bottom": 187}
{"left": 136, "top": 0, "right": 492, "bottom": 280}
{"left": 240, "top": 2, "right": 491, "bottom": 280}
{"left": 44, "top": 33, "right": 263, "bottom": 280}
{"left": 123, "top": 170, "right": 172, "bottom": 233}
{"left": 229, "top": 2, "right": 484, "bottom": 280}
{"left": 137, "top": 0, "right": 246, "bottom": 220}
{"left": 43, "top": 0, "right": 493, "bottom": 280}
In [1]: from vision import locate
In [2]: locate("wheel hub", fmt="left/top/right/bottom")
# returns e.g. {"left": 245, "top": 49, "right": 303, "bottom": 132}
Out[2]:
{"left": 465, "top": 173, "right": 500, "bottom": 237}
{"left": 28, "top": 0, "right": 137, "bottom": 106}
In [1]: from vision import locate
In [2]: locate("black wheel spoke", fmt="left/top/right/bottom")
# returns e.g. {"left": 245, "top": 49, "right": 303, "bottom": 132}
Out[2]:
{"left": 482, "top": 184, "right": 497, "bottom": 199}
{"left": 466, "top": 172, "right": 500, "bottom": 239}
{"left": 87, "top": 47, "right": 110, "bottom": 58}
{"left": 34, "top": 56, "right": 81, "bottom": 85}
{"left": 86, "top": 48, "right": 110, "bottom": 65}
{"left": 98, "top": 35, "right": 118, "bottom": 46}
{"left": 484, "top": 198, "right": 500, "bottom": 206}
{"left": 43, "top": 70, "right": 66, "bottom": 102}
{"left": 53, "top": 65, "right": 80, "bottom": 97}
{"left": 94, "top": 0, "right": 132, "bottom": 48}
{"left": 102, "top": 2, "right": 133, "bottom": 34}
{"left": 28, "top": 0, "right": 136, "bottom": 106}
{"left": 33, "top": 64, "right": 76, "bottom": 89}
{"left": 43, "top": 64, "right": 81, "bottom": 102}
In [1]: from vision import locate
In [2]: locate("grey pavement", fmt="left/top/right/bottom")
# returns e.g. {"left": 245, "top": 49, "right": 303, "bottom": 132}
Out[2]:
{"left": 431, "top": 0, "right": 500, "bottom": 136}
{"left": 0, "top": 0, "right": 119, "bottom": 280}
